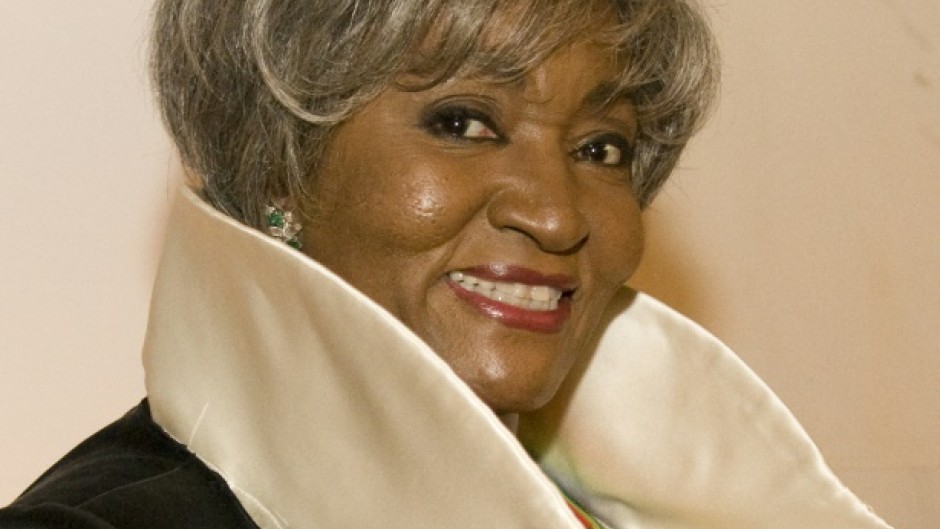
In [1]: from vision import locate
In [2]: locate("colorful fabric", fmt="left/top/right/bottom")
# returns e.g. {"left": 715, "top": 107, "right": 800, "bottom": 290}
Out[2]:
{"left": 564, "top": 497, "right": 605, "bottom": 529}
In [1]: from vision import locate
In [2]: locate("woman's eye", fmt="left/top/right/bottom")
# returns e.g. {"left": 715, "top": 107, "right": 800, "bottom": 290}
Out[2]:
{"left": 424, "top": 107, "right": 501, "bottom": 141}
{"left": 574, "top": 135, "right": 634, "bottom": 167}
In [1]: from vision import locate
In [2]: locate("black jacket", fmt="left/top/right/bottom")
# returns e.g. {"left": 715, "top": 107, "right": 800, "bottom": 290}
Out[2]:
{"left": 0, "top": 401, "right": 258, "bottom": 529}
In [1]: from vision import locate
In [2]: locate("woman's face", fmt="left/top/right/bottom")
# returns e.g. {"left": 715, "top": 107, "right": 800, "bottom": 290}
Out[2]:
{"left": 302, "top": 39, "right": 644, "bottom": 414}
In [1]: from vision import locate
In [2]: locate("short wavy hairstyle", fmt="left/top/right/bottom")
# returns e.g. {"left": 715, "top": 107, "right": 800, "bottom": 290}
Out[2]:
{"left": 151, "top": 0, "right": 719, "bottom": 229}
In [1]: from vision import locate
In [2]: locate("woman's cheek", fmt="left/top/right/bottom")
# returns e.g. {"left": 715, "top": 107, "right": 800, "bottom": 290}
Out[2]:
{"left": 590, "top": 193, "right": 645, "bottom": 286}
{"left": 373, "top": 166, "right": 485, "bottom": 253}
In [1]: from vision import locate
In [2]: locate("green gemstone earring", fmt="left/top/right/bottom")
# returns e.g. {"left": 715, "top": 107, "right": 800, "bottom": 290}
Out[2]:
{"left": 265, "top": 204, "right": 303, "bottom": 250}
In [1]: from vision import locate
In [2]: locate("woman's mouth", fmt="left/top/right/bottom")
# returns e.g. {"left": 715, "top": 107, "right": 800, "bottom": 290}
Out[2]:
{"left": 448, "top": 271, "right": 563, "bottom": 311}
{"left": 445, "top": 266, "right": 576, "bottom": 333}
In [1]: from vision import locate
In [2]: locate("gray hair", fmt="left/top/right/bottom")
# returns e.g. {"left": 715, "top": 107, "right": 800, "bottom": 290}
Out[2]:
{"left": 151, "top": 0, "right": 719, "bottom": 228}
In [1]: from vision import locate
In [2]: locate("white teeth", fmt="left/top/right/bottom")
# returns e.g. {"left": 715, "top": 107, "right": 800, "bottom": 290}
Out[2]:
{"left": 530, "top": 286, "right": 553, "bottom": 302}
{"left": 448, "top": 271, "right": 564, "bottom": 311}
{"left": 495, "top": 283, "right": 516, "bottom": 294}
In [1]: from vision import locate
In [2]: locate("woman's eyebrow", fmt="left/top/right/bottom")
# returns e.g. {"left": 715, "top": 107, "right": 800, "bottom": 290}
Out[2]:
{"left": 581, "top": 81, "right": 627, "bottom": 111}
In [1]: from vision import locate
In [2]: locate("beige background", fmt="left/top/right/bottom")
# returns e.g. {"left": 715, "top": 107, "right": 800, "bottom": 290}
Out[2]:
{"left": 1, "top": 1, "right": 937, "bottom": 527}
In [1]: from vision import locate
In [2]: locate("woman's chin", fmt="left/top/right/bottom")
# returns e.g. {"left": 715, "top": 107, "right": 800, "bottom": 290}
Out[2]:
{"left": 468, "top": 374, "right": 565, "bottom": 416}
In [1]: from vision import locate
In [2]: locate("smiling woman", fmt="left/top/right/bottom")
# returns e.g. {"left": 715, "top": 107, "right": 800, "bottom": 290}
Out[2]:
{"left": 304, "top": 40, "right": 645, "bottom": 414}
{"left": 0, "top": 1, "right": 894, "bottom": 529}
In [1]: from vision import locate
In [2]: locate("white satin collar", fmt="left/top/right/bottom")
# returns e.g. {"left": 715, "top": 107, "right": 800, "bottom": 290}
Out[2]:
{"left": 142, "top": 188, "right": 890, "bottom": 529}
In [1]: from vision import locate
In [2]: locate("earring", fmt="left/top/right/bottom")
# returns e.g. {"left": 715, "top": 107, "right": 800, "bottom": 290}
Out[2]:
{"left": 265, "top": 203, "right": 303, "bottom": 250}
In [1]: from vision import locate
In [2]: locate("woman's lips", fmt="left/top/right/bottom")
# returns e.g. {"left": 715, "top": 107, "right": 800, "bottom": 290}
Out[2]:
{"left": 445, "top": 265, "right": 576, "bottom": 333}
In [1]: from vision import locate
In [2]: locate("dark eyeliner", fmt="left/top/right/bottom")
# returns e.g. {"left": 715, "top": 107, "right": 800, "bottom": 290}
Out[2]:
{"left": 577, "top": 132, "right": 636, "bottom": 167}
{"left": 419, "top": 102, "right": 504, "bottom": 142}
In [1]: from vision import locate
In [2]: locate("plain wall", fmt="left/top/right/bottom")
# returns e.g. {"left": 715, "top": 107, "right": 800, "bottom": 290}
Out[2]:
{"left": 0, "top": 0, "right": 180, "bottom": 500}
{"left": 1, "top": 2, "right": 937, "bottom": 527}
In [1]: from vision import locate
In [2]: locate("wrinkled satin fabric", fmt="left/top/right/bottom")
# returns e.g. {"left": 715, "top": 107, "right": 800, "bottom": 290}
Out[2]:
{"left": 143, "top": 188, "right": 891, "bottom": 529}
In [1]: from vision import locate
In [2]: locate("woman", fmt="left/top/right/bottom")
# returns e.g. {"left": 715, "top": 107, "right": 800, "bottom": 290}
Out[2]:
{"left": 0, "top": 1, "right": 891, "bottom": 528}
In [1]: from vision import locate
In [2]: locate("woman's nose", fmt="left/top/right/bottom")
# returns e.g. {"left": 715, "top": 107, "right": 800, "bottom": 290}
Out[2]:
{"left": 485, "top": 150, "right": 589, "bottom": 254}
